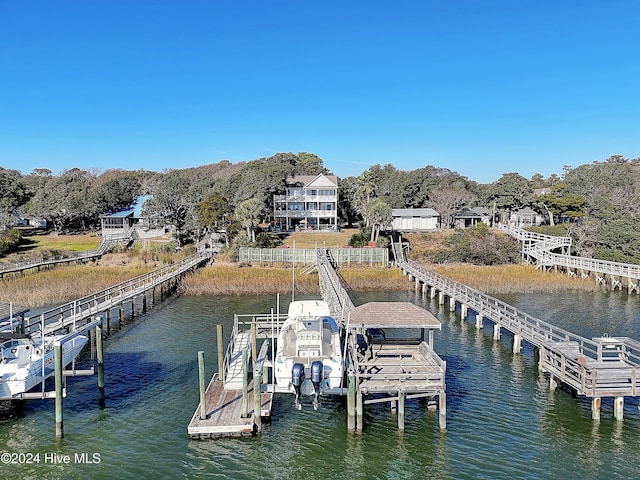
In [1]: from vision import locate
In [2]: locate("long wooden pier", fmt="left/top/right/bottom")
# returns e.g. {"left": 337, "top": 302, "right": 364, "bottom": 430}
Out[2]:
{"left": 396, "top": 253, "right": 640, "bottom": 420}
{"left": 501, "top": 224, "right": 640, "bottom": 293}
{"left": 7, "top": 250, "right": 211, "bottom": 337}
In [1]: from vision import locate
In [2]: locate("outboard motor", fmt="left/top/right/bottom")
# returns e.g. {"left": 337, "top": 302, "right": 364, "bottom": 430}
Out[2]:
{"left": 291, "top": 363, "right": 305, "bottom": 410}
{"left": 311, "top": 360, "right": 323, "bottom": 410}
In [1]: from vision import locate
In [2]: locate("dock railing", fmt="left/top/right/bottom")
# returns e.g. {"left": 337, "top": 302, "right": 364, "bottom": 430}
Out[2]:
{"left": 23, "top": 251, "right": 211, "bottom": 336}
{"left": 401, "top": 258, "right": 600, "bottom": 357}
{"left": 0, "top": 230, "right": 135, "bottom": 277}
{"left": 239, "top": 247, "right": 388, "bottom": 266}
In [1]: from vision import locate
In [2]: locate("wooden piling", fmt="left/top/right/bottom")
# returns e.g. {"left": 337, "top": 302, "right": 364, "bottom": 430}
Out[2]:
{"left": 439, "top": 391, "right": 447, "bottom": 431}
{"left": 347, "top": 370, "right": 356, "bottom": 432}
{"left": 513, "top": 333, "right": 522, "bottom": 354}
{"left": 591, "top": 397, "right": 601, "bottom": 420}
{"left": 96, "top": 324, "right": 105, "bottom": 408}
{"left": 251, "top": 322, "right": 257, "bottom": 365}
{"left": 356, "top": 390, "right": 363, "bottom": 433}
{"left": 253, "top": 367, "right": 262, "bottom": 431}
{"left": 54, "top": 343, "right": 64, "bottom": 438}
{"left": 398, "top": 391, "right": 405, "bottom": 432}
{"left": 242, "top": 349, "right": 248, "bottom": 418}
{"left": 198, "top": 351, "right": 207, "bottom": 420}
{"left": 217, "top": 324, "right": 224, "bottom": 379}
{"left": 614, "top": 396, "right": 624, "bottom": 421}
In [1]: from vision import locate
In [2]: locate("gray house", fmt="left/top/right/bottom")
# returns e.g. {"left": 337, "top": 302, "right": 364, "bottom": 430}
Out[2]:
{"left": 390, "top": 208, "right": 440, "bottom": 232}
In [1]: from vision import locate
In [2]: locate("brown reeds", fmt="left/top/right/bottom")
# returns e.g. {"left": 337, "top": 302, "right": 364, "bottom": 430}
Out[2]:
{"left": 182, "top": 264, "right": 320, "bottom": 295}
{"left": 0, "top": 262, "right": 153, "bottom": 308}
{"left": 429, "top": 263, "right": 601, "bottom": 294}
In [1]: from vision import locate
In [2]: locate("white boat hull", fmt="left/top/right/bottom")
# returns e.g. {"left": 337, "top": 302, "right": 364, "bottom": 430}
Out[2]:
{"left": 274, "top": 300, "right": 344, "bottom": 399}
{"left": 0, "top": 335, "right": 88, "bottom": 399}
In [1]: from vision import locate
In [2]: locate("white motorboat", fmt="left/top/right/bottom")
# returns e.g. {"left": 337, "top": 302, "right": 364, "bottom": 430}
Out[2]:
{"left": 274, "top": 300, "right": 344, "bottom": 409}
{"left": 0, "top": 332, "right": 88, "bottom": 399}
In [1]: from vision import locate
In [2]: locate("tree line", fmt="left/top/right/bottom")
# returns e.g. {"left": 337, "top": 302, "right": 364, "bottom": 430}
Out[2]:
{"left": 1, "top": 153, "right": 639, "bottom": 263}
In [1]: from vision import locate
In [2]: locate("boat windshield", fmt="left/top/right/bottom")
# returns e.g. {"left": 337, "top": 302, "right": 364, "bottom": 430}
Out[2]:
{"left": 322, "top": 316, "right": 339, "bottom": 333}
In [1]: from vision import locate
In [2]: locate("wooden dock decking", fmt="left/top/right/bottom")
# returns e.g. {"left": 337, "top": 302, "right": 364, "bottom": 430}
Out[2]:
{"left": 187, "top": 374, "right": 273, "bottom": 439}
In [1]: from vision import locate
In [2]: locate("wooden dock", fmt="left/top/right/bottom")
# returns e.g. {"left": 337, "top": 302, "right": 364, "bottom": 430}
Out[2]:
{"left": 187, "top": 374, "right": 273, "bottom": 439}
{"left": 396, "top": 251, "right": 640, "bottom": 421}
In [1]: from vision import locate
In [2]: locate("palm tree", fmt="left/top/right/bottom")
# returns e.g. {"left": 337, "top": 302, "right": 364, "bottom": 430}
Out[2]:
{"left": 235, "top": 198, "right": 264, "bottom": 243}
{"left": 367, "top": 198, "right": 392, "bottom": 243}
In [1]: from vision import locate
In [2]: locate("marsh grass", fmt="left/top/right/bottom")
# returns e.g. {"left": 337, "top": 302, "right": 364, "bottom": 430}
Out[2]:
{"left": 430, "top": 263, "right": 601, "bottom": 294}
{"left": 183, "top": 264, "right": 320, "bottom": 295}
{"left": 0, "top": 262, "right": 153, "bottom": 308}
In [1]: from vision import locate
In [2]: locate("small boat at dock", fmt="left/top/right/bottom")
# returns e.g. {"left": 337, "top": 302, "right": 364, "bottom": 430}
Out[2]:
{"left": 274, "top": 300, "right": 344, "bottom": 409}
{"left": 0, "top": 332, "right": 88, "bottom": 399}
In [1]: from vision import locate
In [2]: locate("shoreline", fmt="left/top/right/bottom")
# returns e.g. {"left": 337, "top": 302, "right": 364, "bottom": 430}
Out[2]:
{"left": 0, "top": 259, "right": 601, "bottom": 309}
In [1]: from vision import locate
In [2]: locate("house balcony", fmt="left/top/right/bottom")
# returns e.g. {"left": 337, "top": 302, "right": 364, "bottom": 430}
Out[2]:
{"left": 274, "top": 194, "right": 337, "bottom": 203}
{"left": 274, "top": 209, "right": 336, "bottom": 219}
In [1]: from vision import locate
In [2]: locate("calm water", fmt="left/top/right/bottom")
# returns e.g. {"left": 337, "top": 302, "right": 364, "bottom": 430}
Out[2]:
{"left": 2, "top": 289, "right": 640, "bottom": 479}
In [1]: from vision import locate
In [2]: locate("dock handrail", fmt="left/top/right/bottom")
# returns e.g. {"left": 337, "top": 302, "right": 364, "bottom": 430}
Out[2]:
{"left": 400, "top": 259, "right": 601, "bottom": 358}
{"left": 23, "top": 251, "right": 211, "bottom": 336}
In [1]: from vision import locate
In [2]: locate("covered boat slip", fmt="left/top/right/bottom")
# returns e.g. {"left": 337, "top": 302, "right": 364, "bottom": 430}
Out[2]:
{"left": 345, "top": 302, "right": 447, "bottom": 432}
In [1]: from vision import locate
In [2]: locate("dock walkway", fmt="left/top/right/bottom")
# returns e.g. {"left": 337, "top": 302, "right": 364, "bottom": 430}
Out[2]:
{"left": 396, "top": 251, "right": 640, "bottom": 420}
{"left": 0, "top": 233, "right": 132, "bottom": 279}
{"left": 187, "top": 374, "right": 273, "bottom": 439}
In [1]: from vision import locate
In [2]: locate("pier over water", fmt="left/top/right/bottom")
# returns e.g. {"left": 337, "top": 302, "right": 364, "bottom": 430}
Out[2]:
{"left": 393, "top": 239, "right": 640, "bottom": 421}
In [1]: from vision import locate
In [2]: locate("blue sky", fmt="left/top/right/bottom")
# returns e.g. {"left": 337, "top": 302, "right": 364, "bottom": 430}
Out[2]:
{"left": 1, "top": 1, "right": 638, "bottom": 183}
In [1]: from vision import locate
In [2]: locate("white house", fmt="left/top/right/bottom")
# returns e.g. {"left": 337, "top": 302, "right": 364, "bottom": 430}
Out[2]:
{"left": 273, "top": 174, "right": 339, "bottom": 231}
{"left": 390, "top": 208, "right": 440, "bottom": 232}
{"left": 508, "top": 207, "right": 544, "bottom": 227}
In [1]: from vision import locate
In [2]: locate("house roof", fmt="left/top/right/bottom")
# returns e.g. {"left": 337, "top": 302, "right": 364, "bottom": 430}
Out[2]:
{"left": 453, "top": 206, "right": 482, "bottom": 218}
{"left": 392, "top": 208, "right": 440, "bottom": 217}
{"left": 101, "top": 195, "right": 151, "bottom": 218}
{"left": 348, "top": 302, "right": 441, "bottom": 330}
{"left": 286, "top": 174, "right": 338, "bottom": 188}
{"left": 514, "top": 207, "right": 538, "bottom": 215}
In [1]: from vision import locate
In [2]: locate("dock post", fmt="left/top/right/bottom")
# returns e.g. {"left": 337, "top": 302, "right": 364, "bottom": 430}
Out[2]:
{"left": 253, "top": 367, "right": 262, "bottom": 431}
{"left": 96, "top": 323, "right": 105, "bottom": 408}
{"left": 251, "top": 322, "right": 257, "bottom": 365}
{"left": 475, "top": 313, "right": 482, "bottom": 330}
{"left": 591, "top": 397, "right": 601, "bottom": 420}
{"left": 438, "top": 291, "right": 445, "bottom": 305}
{"left": 430, "top": 286, "right": 436, "bottom": 299}
{"left": 513, "top": 333, "right": 522, "bottom": 354}
{"left": 217, "top": 324, "right": 224, "bottom": 379}
{"left": 142, "top": 295, "right": 147, "bottom": 314}
{"left": 493, "top": 323, "right": 501, "bottom": 340}
{"left": 460, "top": 304, "right": 468, "bottom": 319}
{"left": 438, "top": 390, "right": 447, "bottom": 431}
{"left": 356, "top": 390, "right": 364, "bottom": 433}
{"left": 104, "top": 310, "right": 111, "bottom": 332}
{"left": 242, "top": 349, "right": 249, "bottom": 418}
{"left": 614, "top": 396, "right": 624, "bottom": 421}
{"left": 449, "top": 297, "right": 456, "bottom": 312}
{"left": 198, "top": 351, "right": 207, "bottom": 420}
{"left": 398, "top": 390, "right": 405, "bottom": 432}
{"left": 347, "top": 369, "right": 356, "bottom": 432}
{"left": 54, "top": 342, "right": 64, "bottom": 438}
